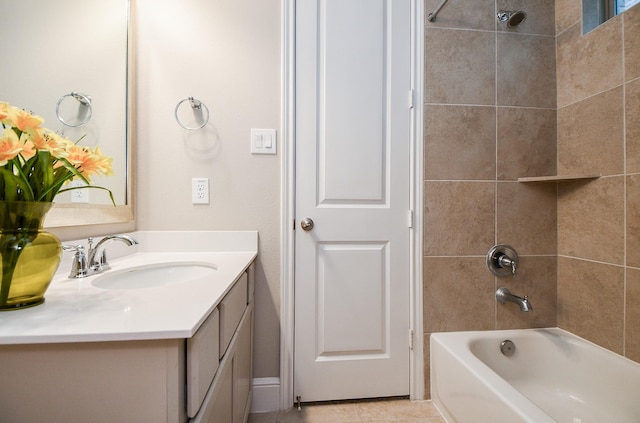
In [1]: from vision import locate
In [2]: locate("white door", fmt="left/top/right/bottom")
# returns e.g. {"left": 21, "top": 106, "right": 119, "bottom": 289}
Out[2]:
{"left": 294, "top": 0, "right": 412, "bottom": 402}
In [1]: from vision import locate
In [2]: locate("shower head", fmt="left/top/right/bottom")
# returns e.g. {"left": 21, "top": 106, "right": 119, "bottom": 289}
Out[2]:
{"left": 497, "top": 10, "right": 527, "bottom": 28}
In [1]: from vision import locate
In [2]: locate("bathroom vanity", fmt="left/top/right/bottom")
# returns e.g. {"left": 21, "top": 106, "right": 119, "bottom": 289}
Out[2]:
{"left": 0, "top": 231, "right": 257, "bottom": 423}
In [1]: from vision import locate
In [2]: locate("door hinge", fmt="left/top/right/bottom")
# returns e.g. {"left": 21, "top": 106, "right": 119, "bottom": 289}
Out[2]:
{"left": 293, "top": 219, "right": 296, "bottom": 230}
{"left": 409, "top": 329, "right": 414, "bottom": 350}
{"left": 408, "top": 210, "right": 414, "bottom": 228}
{"left": 408, "top": 89, "right": 415, "bottom": 109}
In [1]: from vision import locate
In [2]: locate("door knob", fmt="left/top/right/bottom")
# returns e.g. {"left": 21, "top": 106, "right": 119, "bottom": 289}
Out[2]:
{"left": 300, "top": 218, "right": 314, "bottom": 231}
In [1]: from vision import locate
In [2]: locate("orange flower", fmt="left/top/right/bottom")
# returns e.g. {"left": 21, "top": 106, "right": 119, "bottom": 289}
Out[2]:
{"left": 26, "top": 128, "right": 69, "bottom": 159}
{"left": 66, "top": 145, "right": 113, "bottom": 181}
{"left": 0, "top": 102, "right": 14, "bottom": 126}
{"left": 88, "top": 146, "right": 114, "bottom": 176}
{"left": 21, "top": 139, "right": 36, "bottom": 160}
{"left": 0, "top": 127, "right": 23, "bottom": 166}
{"left": 12, "top": 108, "right": 44, "bottom": 132}
{"left": 0, "top": 101, "right": 114, "bottom": 203}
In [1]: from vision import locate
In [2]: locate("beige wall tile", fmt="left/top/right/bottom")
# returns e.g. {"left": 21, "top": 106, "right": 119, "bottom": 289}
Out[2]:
{"left": 424, "top": 181, "right": 495, "bottom": 256}
{"left": 497, "top": 182, "right": 557, "bottom": 255}
{"left": 496, "top": 255, "right": 557, "bottom": 329}
{"left": 557, "top": 257, "right": 624, "bottom": 354}
{"left": 625, "top": 267, "right": 640, "bottom": 362}
{"left": 627, "top": 79, "right": 640, "bottom": 173}
{"left": 627, "top": 175, "right": 640, "bottom": 267}
{"left": 624, "top": 4, "right": 640, "bottom": 82}
{"left": 556, "top": 0, "right": 581, "bottom": 35}
{"left": 497, "top": 107, "right": 557, "bottom": 180}
{"left": 424, "top": 105, "right": 496, "bottom": 180}
{"left": 425, "top": 0, "right": 495, "bottom": 31}
{"left": 497, "top": 33, "right": 556, "bottom": 108}
{"left": 424, "top": 333, "right": 431, "bottom": 399}
{"left": 496, "top": 0, "right": 555, "bottom": 36}
{"left": 557, "top": 19, "right": 623, "bottom": 107}
{"left": 557, "top": 87, "right": 624, "bottom": 176}
{"left": 423, "top": 257, "right": 496, "bottom": 332}
{"left": 558, "top": 176, "right": 625, "bottom": 264}
{"left": 425, "top": 28, "right": 495, "bottom": 105}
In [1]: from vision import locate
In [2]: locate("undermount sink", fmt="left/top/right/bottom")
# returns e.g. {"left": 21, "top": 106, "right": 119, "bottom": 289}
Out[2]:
{"left": 92, "top": 262, "right": 218, "bottom": 290}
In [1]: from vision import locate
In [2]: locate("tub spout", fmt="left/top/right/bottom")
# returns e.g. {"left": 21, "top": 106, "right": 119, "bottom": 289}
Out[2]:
{"left": 496, "top": 287, "right": 532, "bottom": 312}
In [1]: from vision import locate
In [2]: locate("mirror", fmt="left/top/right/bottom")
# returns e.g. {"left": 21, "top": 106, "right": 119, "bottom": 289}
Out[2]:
{"left": 0, "top": 0, "right": 133, "bottom": 227}
{"left": 583, "top": 0, "right": 640, "bottom": 33}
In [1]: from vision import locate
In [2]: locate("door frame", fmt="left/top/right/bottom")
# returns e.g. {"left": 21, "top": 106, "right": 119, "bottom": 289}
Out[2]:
{"left": 279, "top": 0, "right": 424, "bottom": 410}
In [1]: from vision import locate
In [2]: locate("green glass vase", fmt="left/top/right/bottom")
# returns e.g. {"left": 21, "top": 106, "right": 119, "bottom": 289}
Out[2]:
{"left": 0, "top": 201, "right": 62, "bottom": 310}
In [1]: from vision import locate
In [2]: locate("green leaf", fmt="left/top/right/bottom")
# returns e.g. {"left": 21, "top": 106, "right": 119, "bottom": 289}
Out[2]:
{"left": 0, "top": 168, "right": 34, "bottom": 201}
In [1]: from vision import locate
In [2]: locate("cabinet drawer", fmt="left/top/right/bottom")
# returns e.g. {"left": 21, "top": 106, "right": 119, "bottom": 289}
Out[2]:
{"left": 219, "top": 272, "right": 248, "bottom": 359}
{"left": 186, "top": 308, "right": 220, "bottom": 418}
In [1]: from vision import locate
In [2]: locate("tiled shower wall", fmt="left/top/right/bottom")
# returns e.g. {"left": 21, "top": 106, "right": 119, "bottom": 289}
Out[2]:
{"left": 422, "top": 0, "right": 558, "bottom": 397}
{"left": 556, "top": 1, "right": 640, "bottom": 361}
{"left": 422, "top": 0, "right": 640, "bottom": 398}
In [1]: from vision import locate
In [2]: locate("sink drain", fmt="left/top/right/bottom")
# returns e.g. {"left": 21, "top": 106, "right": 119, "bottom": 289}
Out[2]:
{"left": 500, "top": 339, "right": 516, "bottom": 357}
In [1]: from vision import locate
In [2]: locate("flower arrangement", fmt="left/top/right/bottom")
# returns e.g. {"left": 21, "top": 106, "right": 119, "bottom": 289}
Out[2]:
{"left": 0, "top": 101, "right": 114, "bottom": 203}
{"left": 0, "top": 102, "right": 116, "bottom": 309}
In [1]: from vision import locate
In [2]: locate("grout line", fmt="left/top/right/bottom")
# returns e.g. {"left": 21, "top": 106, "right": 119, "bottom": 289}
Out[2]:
{"left": 557, "top": 254, "right": 627, "bottom": 269}
{"left": 558, "top": 82, "right": 626, "bottom": 110}
{"left": 622, "top": 10, "right": 627, "bottom": 357}
{"left": 424, "top": 103, "right": 556, "bottom": 111}
{"left": 425, "top": 24, "right": 556, "bottom": 38}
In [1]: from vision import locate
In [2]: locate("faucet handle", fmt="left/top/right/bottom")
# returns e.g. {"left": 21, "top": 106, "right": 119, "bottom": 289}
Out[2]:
{"left": 487, "top": 244, "right": 518, "bottom": 278}
{"left": 97, "top": 249, "right": 110, "bottom": 271}
{"left": 63, "top": 244, "right": 89, "bottom": 278}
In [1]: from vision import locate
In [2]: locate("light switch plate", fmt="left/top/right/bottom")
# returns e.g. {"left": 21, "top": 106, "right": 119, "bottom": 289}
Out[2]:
{"left": 251, "top": 129, "right": 277, "bottom": 155}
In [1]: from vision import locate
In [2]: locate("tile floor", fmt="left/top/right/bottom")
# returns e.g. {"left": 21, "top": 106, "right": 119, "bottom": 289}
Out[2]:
{"left": 248, "top": 398, "right": 446, "bottom": 423}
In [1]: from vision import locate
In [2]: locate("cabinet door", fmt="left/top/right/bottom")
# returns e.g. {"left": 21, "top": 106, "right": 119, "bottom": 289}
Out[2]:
{"left": 219, "top": 273, "right": 248, "bottom": 358}
{"left": 234, "top": 306, "right": 253, "bottom": 423}
{"left": 187, "top": 307, "right": 220, "bottom": 417}
{"left": 190, "top": 357, "right": 233, "bottom": 423}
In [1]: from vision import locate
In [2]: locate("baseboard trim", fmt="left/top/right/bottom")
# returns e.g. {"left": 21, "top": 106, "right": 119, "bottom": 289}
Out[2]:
{"left": 251, "top": 377, "right": 281, "bottom": 413}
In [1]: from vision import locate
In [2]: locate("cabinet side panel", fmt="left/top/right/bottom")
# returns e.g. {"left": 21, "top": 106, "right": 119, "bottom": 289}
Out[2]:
{"left": 0, "top": 339, "right": 185, "bottom": 423}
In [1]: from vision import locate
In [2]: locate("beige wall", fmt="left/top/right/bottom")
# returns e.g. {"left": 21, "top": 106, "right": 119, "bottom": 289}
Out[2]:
{"left": 556, "top": 1, "right": 640, "bottom": 360}
{"left": 133, "top": 0, "right": 281, "bottom": 378}
{"left": 422, "top": 0, "right": 558, "bottom": 397}
{"left": 49, "top": 0, "right": 281, "bottom": 380}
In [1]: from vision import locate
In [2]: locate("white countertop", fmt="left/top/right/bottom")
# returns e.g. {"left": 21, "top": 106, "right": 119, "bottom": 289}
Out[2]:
{"left": 0, "top": 231, "right": 257, "bottom": 345}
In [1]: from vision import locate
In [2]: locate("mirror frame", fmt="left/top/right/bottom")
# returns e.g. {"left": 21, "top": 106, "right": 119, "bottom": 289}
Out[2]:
{"left": 45, "top": 0, "right": 135, "bottom": 228}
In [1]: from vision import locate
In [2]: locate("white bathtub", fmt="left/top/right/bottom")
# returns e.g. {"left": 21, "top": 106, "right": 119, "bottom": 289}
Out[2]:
{"left": 430, "top": 328, "right": 640, "bottom": 423}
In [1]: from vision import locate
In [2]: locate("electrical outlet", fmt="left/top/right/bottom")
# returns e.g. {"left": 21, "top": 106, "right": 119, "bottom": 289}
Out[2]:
{"left": 69, "top": 180, "right": 89, "bottom": 203}
{"left": 192, "top": 178, "right": 209, "bottom": 204}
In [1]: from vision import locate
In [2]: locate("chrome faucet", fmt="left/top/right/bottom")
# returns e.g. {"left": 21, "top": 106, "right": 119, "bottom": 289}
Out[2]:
{"left": 64, "top": 235, "right": 138, "bottom": 278}
{"left": 496, "top": 287, "right": 532, "bottom": 312}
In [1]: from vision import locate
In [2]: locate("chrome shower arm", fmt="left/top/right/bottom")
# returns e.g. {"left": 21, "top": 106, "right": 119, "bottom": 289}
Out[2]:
{"left": 427, "top": 0, "right": 450, "bottom": 22}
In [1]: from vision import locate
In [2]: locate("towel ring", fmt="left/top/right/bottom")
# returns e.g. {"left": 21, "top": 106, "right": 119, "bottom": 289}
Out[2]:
{"left": 56, "top": 92, "right": 92, "bottom": 127}
{"left": 175, "top": 97, "right": 210, "bottom": 130}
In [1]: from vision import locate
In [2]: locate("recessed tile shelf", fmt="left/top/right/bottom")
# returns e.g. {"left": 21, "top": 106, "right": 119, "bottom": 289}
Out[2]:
{"left": 517, "top": 174, "right": 601, "bottom": 183}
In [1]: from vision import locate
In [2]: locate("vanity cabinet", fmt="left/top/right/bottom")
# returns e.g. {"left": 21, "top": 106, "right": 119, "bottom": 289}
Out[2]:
{"left": 190, "top": 269, "right": 254, "bottom": 423}
{"left": 0, "top": 262, "right": 255, "bottom": 423}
